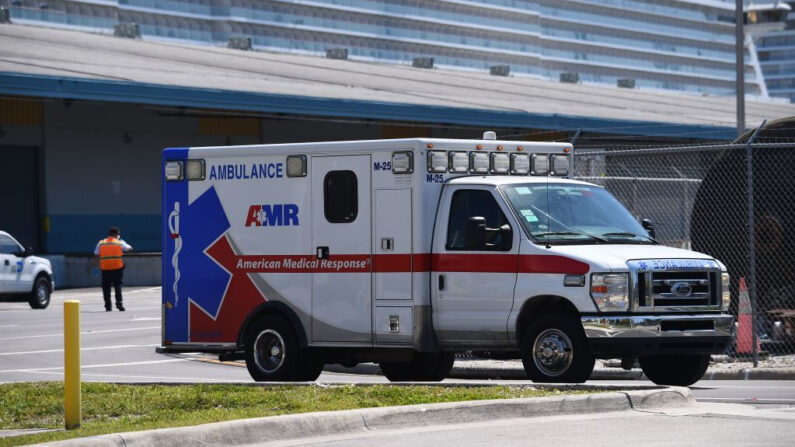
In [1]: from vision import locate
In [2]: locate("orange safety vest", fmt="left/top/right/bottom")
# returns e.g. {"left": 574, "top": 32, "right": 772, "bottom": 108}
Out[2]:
{"left": 98, "top": 237, "right": 124, "bottom": 270}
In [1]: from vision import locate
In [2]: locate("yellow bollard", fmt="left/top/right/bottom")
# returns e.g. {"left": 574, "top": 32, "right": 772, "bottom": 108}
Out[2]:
{"left": 64, "top": 300, "right": 81, "bottom": 430}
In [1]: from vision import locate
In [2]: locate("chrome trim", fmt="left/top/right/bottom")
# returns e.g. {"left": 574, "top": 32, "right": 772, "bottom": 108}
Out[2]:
{"left": 627, "top": 259, "right": 723, "bottom": 312}
{"left": 581, "top": 314, "right": 734, "bottom": 339}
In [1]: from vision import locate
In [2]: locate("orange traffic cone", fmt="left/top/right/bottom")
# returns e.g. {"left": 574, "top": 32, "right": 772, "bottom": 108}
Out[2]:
{"left": 735, "top": 277, "right": 760, "bottom": 355}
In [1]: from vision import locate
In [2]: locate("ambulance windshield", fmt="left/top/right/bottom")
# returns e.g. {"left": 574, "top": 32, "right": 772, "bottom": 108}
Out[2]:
{"left": 502, "top": 183, "right": 653, "bottom": 245}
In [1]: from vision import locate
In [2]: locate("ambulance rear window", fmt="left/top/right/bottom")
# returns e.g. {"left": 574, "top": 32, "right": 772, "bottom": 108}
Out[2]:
{"left": 324, "top": 170, "right": 358, "bottom": 223}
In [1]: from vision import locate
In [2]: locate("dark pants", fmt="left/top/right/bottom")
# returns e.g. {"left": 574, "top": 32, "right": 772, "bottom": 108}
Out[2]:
{"left": 101, "top": 267, "right": 124, "bottom": 309}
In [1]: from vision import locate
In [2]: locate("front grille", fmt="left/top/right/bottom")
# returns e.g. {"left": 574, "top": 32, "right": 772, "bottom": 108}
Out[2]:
{"left": 636, "top": 271, "right": 720, "bottom": 310}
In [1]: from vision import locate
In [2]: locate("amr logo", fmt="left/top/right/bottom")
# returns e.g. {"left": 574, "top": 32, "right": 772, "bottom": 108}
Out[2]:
{"left": 245, "top": 204, "right": 300, "bottom": 227}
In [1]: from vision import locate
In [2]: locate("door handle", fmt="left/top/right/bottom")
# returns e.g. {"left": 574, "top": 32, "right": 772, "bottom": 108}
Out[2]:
{"left": 438, "top": 274, "right": 445, "bottom": 291}
{"left": 316, "top": 246, "right": 329, "bottom": 260}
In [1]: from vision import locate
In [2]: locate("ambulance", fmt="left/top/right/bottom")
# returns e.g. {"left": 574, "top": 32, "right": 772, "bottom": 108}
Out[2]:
{"left": 158, "top": 133, "right": 734, "bottom": 386}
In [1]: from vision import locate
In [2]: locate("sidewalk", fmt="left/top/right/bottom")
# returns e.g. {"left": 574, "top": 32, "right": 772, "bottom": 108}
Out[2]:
{"left": 41, "top": 386, "right": 692, "bottom": 447}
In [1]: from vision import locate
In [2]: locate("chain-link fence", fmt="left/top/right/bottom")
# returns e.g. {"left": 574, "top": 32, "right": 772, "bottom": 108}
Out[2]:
{"left": 575, "top": 139, "right": 795, "bottom": 365}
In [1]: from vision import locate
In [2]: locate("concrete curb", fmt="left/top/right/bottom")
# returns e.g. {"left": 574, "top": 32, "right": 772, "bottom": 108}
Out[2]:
{"left": 40, "top": 386, "right": 692, "bottom": 447}
{"left": 703, "top": 368, "right": 795, "bottom": 380}
{"left": 323, "top": 362, "right": 795, "bottom": 381}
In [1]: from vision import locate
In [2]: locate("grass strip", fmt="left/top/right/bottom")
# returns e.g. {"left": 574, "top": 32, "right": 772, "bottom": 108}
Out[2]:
{"left": 0, "top": 382, "right": 584, "bottom": 446}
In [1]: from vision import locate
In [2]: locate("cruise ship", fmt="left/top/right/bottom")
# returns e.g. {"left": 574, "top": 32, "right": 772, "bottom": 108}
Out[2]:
{"left": 752, "top": 1, "right": 795, "bottom": 101}
{"left": 2, "top": 0, "right": 768, "bottom": 96}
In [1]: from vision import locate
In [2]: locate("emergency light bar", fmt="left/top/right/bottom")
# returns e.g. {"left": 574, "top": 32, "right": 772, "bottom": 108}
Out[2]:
{"left": 470, "top": 152, "right": 490, "bottom": 174}
{"left": 186, "top": 159, "right": 206, "bottom": 181}
{"left": 490, "top": 152, "right": 510, "bottom": 174}
{"left": 287, "top": 155, "right": 307, "bottom": 177}
{"left": 550, "top": 154, "right": 569, "bottom": 176}
{"left": 531, "top": 154, "right": 550, "bottom": 176}
{"left": 449, "top": 152, "right": 469, "bottom": 173}
{"left": 164, "top": 161, "right": 184, "bottom": 181}
{"left": 511, "top": 153, "right": 530, "bottom": 175}
{"left": 427, "top": 151, "right": 448, "bottom": 173}
{"left": 421, "top": 150, "right": 569, "bottom": 176}
{"left": 392, "top": 151, "right": 414, "bottom": 174}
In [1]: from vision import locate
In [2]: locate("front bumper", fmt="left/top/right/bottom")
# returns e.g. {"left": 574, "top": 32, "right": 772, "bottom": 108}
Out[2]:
{"left": 581, "top": 314, "right": 735, "bottom": 357}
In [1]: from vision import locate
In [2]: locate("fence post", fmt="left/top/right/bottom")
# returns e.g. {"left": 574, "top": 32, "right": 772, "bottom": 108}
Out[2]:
{"left": 746, "top": 120, "right": 765, "bottom": 368}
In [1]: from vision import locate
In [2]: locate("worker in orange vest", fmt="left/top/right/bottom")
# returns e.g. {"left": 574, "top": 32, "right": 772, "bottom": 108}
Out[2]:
{"left": 93, "top": 227, "right": 133, "bottom": 311}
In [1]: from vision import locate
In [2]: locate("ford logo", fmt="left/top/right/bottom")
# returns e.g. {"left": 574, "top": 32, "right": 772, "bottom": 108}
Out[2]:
{"left": 671, "top": 282, "right": 693, "bottom": 297}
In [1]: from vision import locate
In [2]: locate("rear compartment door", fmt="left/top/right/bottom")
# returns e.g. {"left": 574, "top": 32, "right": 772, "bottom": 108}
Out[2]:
{"left": 311, "top": 155, "right": 372, "bottom": 343}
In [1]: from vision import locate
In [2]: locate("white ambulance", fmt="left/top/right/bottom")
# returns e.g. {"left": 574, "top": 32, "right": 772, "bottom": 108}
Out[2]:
{"left": 158, "top": 133, "right": 734, "bottom": 386}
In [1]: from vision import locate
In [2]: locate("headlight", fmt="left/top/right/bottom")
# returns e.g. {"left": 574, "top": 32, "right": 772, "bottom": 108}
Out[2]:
{"left": 721, "top": 272, "right": 730, "bottom": 311}
{"left": 591, "top": 273, "right": 629, "bottom": 312}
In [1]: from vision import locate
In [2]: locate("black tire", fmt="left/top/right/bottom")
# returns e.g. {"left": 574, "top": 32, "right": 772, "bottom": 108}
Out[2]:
{"left": 295, "top": 350, "right": 324, "bottom": 382}
{"left": 28, "top": 275, "right": 51, "bottom": 309}
{"left": 430, "top": 352, "right": 456, "bottom": 381}
{"left": 380, "top": 352, "right": 453, "bottom": 382}
{"left": 521, "top": 313, "right": 594, "bottom": 383}
{"left": 639, "top": 354, "right": 711, "bottom": 386}
{"left": 244, "top": 316, "right": 316, "bottom": 381}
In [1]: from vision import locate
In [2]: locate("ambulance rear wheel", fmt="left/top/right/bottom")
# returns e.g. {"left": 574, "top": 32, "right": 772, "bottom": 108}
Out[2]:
{"left": 295, "top": 350, "right": 324, "bottom": 381}
{"left": 639, "top": 354, "right": 710, "bottom": 386}
{"left": 521, "top": 313, "right": 594, "bottom": 383}
{"left": 245, "top": 317, "right": 304, "bottom": 381}
{"left": 380, "top": 352, "right": 454, "bottom": 382}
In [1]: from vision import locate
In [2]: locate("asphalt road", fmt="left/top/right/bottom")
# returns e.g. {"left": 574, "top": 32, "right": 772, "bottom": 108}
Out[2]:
{"left": 2, "top": 287, "right": 795, "bottom": 406}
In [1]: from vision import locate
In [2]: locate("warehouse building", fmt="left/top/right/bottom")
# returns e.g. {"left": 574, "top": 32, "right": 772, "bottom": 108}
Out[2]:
{"left": 1, "top": 21, "right": 795, "bottom": 285}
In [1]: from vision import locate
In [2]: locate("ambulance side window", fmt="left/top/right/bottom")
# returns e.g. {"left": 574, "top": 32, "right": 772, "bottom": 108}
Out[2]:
{"left": 446, "top": 189, "right": 511, "bottom": 251}
{"left": 324, "top": 170, "right": 358, "bottom": 223}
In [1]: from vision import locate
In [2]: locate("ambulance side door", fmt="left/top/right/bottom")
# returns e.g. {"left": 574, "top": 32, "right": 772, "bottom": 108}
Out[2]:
{"left": 310, "top": 155, "right": 373, "bottom": 343}
{"left": 431, "top": 185, "right": 519, "bottom": 346}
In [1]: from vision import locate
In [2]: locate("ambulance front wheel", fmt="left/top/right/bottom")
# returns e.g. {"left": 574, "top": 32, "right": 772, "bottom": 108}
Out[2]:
{"left": 639, "top": 354, "right": 710, "bottom": 386}
{"left": 244, "top": 316, "right": 320, "bottom": 382}
{"left": 380, "top": 352, "right": 455, "bottom": 382}
{"left": 521, "top": 313, "right": 594, "bottom": 383}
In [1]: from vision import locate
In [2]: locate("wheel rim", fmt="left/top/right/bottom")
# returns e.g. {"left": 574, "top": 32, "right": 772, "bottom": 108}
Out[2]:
{"left": 36, "top": 281, "right": 48, "bottom": 304}
{"left": 532, "top": 328, "right": 573, "bottom": 377}
{"left": 253, "top": 329, "right": 286, "bottom": 374}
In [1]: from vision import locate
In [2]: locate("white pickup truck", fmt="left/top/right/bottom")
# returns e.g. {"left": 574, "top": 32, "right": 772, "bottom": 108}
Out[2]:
{"left": 0, "top": 230, "right": 53, "bottom": 309}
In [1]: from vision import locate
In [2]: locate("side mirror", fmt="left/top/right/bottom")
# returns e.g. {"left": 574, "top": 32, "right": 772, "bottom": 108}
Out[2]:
{"left": 641, "top": 219, "right": 656, "bottom": 239}
{"left": 465, "top": 216, "right": 487, "bottom": 250}
{"left": 26, "top": 246, "right": 34, "bottom": 256}
{"left": 498, "top": 224, "right": 513, "bottom": 250}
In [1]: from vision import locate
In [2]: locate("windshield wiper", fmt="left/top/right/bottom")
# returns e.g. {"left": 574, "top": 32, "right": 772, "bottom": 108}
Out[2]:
{"left": 601, "top": 232, "right": 658, "bottom": 244}
{"left": 534, "top": 231, "right": 608, "bottom": 243}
